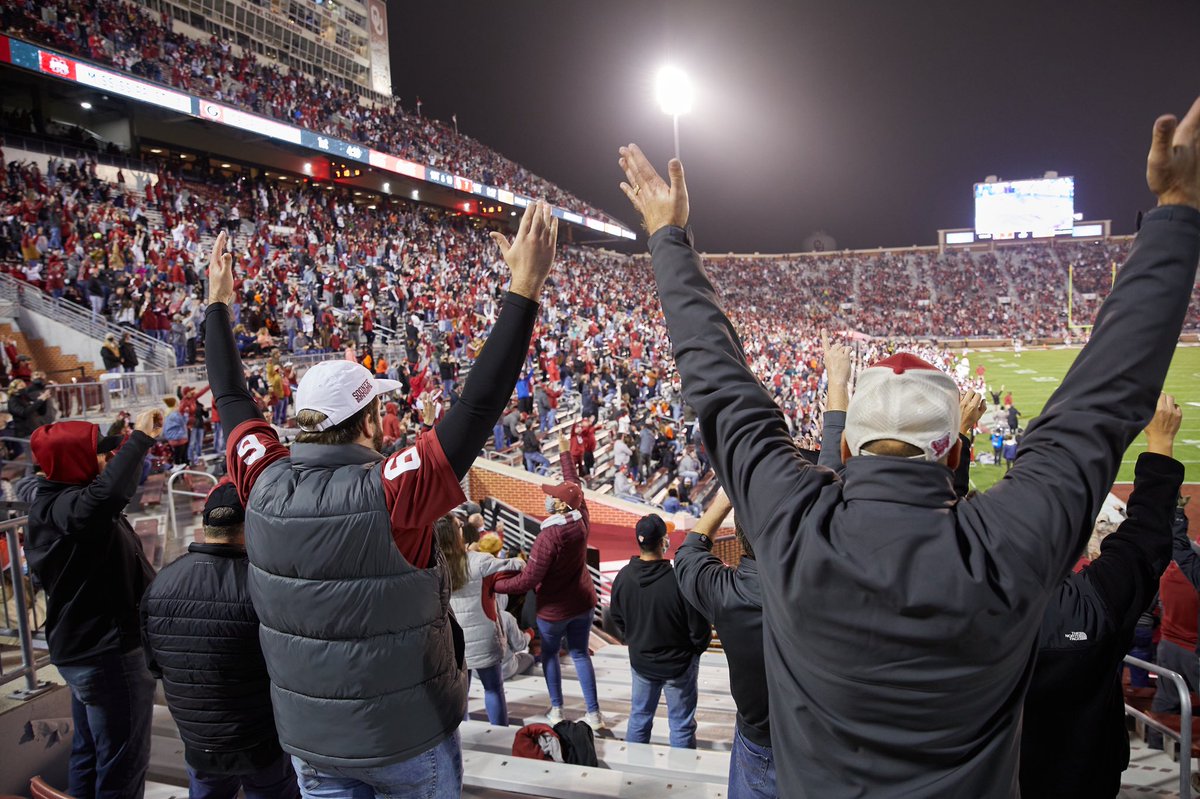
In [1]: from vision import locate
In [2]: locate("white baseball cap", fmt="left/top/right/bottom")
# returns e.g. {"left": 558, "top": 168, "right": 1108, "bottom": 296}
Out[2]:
{"left": 844, "top": 353, "right": 960, "bottom": 462}
{"left": 294, "top": 360, "right": 404, "bottom": 432}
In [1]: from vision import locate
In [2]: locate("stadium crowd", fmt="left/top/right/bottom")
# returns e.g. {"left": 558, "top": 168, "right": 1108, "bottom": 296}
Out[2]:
{"left": 1, "top": 25, "right": 1199, "bottom": 792}
{"left": 0, "top": 0, "right": 615, "bottom": 222}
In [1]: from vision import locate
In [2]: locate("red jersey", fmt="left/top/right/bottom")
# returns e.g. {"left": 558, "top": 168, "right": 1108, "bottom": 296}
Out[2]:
{"left": 225, "top": 419, "right": 464, "bottom": 568}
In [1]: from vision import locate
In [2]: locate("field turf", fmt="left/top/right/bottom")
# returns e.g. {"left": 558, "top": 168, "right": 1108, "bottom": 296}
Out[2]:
{"left": 965, "top": 345, "right": 1200, "bottom": 492}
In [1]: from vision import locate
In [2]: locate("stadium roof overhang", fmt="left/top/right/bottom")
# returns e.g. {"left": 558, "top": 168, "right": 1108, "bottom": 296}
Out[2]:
{"left": 0, "top": 33, "right": 638, "bottom": 243}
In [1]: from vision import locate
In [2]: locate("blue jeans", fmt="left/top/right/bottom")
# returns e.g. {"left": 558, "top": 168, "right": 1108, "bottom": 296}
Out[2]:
{"left": 466, "top": 663, "right": 508, "bottom": 726}
{"left": 728, "top": 727, "right": 777, "bottom": 799}
{"left": 493, "top": 423, "right": 507, "bottom": 452}
{"left": 628, "top": 655, "right": 699, "bottom": 748}
{"left": 189, "top": 426, "right": 205, "bottom": 464}
{"left": 291, "top": 730, "right": 462, "bottom": 799}
{"left": 189, "top": 751, "right": 299, "bottom": 799}
{"left": 524, "top": 452, "right": 551, "bottom": 475}
{"left": 57, "top": 648, "right": 156, "bottom": 799}
{"left": 536, "top": 610, "right": 599, "bottom": 713}
{"left": 213, "top": 424, "right": 226, "bottom": 457}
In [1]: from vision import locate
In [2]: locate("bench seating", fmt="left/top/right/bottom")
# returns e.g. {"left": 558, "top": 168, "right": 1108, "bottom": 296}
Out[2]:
{"left": 462, "top": 750, "right": 726, "bottom": 798}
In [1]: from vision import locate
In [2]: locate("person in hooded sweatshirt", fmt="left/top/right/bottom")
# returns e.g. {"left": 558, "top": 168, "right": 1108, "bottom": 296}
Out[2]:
{"left": 25, "top": 409, "right": 163, "bottom": 799}
{"left": 607, "top": 514, "right": 711, "bottom": 748}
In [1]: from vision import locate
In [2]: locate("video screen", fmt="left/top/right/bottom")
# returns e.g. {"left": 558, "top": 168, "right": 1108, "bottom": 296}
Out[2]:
{"left": 974, "top": 177, "right": 1074, "bottom": 240}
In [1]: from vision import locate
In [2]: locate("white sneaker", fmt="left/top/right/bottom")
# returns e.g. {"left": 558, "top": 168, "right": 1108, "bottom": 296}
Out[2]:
{"left": 545, "top": 706, "right": 564, "bottom": 724}
{"left": 584, "top": 711, "right": 605, "bottom": 730}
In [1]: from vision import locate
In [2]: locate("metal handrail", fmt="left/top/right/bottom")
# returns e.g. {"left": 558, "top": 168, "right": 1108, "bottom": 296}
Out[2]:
{"left": 1, "top": 515, "right": 53, "bottom": 699}
{"left": 0, "top": 273, "right": 174, "bottom": 370}
{"left": 166, "top": 470, "right": 219, "bottom": 551}
{"left": 1123, "top": 654, "right": 1192, "bottom": 798}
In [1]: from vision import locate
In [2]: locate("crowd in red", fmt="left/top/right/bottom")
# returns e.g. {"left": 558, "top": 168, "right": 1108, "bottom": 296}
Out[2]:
{"left": 0, "top": 0, "right": 615, "bottom": 222}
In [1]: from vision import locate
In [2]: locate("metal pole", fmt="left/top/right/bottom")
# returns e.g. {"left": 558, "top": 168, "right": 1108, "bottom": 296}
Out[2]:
{"left": 6, "top": 524, "right": 51, "bottom": 699}
{"left": 672, "top": 114, "right": 681, "bottom": 161}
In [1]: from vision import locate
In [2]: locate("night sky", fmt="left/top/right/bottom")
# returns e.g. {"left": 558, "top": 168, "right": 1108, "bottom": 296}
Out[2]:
{"left": 390, "top": 1, "right": 1200, "bottom": 252}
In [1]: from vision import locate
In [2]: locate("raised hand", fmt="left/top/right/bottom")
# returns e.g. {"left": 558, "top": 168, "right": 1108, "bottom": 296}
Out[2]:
{"left": 490, "top": 200, "right": 558, "bottom": 301}
{"left": 1145, "top": 392, "right": 1182, "bottom": 457}
{"left": 618, "top": 144, "right": 689, "bottom": 236}
{"left": 959, "top": 390, "right": 986, "bottom": 436}
{"left": 208, "top": 229, "right": 235, "bottom": 306}
{"left": 134, "top": 408, "right": 164, "bottom": 439}
{"left": 1148, "top": 96, "right": 1200, "bottom": 211}
{"left": 821, "top": 331, "right": 854, "bottom": 412}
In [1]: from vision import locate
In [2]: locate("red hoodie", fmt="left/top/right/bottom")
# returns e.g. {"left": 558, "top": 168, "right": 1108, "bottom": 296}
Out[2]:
{"left": 31, "top": 421, "right": 102, "bottom": 485}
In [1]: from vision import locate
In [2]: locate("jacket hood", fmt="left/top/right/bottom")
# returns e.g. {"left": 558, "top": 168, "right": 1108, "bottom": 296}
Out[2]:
{"left": 31, "top": 421, "right": 101, "bottom": 485}
{"left": 627, "top": 556, "right": 675, "bottom": 588}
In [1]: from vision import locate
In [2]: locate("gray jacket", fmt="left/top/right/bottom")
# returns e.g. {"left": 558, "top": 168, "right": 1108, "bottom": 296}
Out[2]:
{"left": 247, "top": 442, "right": 467, "bottom": 769}
{"left": 647, "top": 205, "right": 1200, "bottom": 798}
{"left": 450, "top": 551, "right": 524, "bottom": 669}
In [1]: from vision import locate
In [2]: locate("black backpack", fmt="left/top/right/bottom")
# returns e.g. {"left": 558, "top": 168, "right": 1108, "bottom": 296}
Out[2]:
{"left": 552, "top": 720, "right": 598, "bottom": 767}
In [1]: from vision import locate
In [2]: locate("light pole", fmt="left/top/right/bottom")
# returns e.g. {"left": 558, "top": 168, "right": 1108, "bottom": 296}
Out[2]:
{"left": 655, "top": 66, "right": 693, "bottom": 160}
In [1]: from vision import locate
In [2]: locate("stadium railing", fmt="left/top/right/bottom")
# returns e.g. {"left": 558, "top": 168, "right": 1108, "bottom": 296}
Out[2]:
{"left": 0, "top": 513, "right": 53, "bottom": 701}
{"left": 0, "top": 272, "right": 175, "bottom": 371}
{"left": 1123, "top": 654, "right": 1193, "bottom": 798}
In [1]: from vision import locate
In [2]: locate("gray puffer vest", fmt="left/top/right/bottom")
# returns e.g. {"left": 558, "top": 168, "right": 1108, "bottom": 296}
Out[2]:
{"left": 245, "top": 442, "right": 466, "bottom": 768}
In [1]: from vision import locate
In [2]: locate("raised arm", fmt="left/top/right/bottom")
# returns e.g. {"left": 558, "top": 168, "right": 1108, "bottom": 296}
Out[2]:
{"left": 204, "top": 230, "right": 261, "bottom": 436}
{"left": 618, "top": 145, "right": 837, "bottom": 543}
{"left": 435, "top": 202, "right": 557, "bottom": 478}
{"left": 1082, "top": 396, "right": 1184, "bottom": 633}
{"left": 954, "top": 390, "right": 986, "bottom": 498}
{"left": 51, "top": 410, "right": 161, "bottom": 528}
{"left": 974, "top": 100, "right": 1200, "bottom": 586}
{"left": 675, "top": 490, "right": 735, "bottom": 620}
{"left": 817, "top": 333, "right": 851, "bottom": 471}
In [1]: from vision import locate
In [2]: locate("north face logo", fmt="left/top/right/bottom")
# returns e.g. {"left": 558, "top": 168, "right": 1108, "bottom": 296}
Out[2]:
{"left": 1064, "top": 632, "right": 1087, "bottom": 642}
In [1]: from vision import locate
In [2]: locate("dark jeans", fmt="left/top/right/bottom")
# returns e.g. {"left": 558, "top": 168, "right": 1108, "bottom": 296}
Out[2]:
{"left": 57, "top": 648, "right": 156, "bottom": 799}
{"left": 189, "top": 752, "right": 299, "bottom": 799}
{"left": 728, "top": 727, "right": 777, "bottom": 799}
{"left": 465, "top": 663, "right": 508, "bottom": 726}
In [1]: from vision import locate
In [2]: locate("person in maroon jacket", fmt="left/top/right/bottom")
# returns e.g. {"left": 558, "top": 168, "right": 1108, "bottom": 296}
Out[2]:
{"left": 494, "top": 440, "right": 604, "bottom": 729}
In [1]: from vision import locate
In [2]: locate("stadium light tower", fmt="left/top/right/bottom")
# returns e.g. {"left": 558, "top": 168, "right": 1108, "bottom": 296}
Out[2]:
{"left": 656, "top": 65, "right": 693, "bottom": 160}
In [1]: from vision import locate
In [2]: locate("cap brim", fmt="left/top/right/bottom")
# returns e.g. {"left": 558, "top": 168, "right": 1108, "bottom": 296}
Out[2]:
{"left": 365, "top": 379, "right": 405, "bottom": 403}
{"left": 540, "top": 484, "right": 556, "bottom": 496}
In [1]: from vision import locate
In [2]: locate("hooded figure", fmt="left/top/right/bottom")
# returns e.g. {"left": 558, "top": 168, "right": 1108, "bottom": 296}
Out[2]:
{"left": 25, "top": 417, "right": 160, "bottom": 799}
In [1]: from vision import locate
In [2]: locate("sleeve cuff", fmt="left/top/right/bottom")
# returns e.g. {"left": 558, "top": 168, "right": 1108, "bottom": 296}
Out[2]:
{"left": 502, "top": 291, "right": 540, "bottom": 313}
{"left": 1142, "top": 205, "right": 1200, "bottom": 232}
{"left": 1135, "top": 450, "right": 1186, "bottom": 483}
{"left": 648, "top": 225, "right": 692, "bottom": 251}
{"left": 129, "top": 430, "right": 156, "bottom": 447}
{"left": 685, "top": 531, "right": 714, "bottom": 551}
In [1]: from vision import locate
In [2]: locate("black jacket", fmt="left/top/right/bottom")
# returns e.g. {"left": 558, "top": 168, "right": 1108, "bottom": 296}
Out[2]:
{"left": 101, "top": 345, "right": 122, "bottom": 371}
{"left": 646, "top": 205, "right": 1200, "bottom": 797}
{"left": 1020, "top": 452, "right": 1182, "bottom": 799}
{"left": 142, "top": 542, "right": 283, "bottom": 774}
{"left": 26, "top": 431, "right": 157, "bottom": 664}
{"left": 675, "top": 532, "right": 770, "bottom": 747}
{"left": 8, "top": 390, "right": 47, "bottom": 438}
{"left": 120, "top": 341, "right": 139, "bottom": 369}
{"left": 608, "top": 557, "right": 711, "bottom": 680}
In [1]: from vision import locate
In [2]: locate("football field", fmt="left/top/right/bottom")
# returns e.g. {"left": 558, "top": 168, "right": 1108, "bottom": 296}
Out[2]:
{"left": 965, "top": 345, "right": 1200, "bottom": 492}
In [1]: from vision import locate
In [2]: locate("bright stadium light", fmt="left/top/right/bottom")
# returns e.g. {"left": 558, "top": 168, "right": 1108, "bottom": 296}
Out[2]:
{"left": 655, "top": 65, "right": 693, "bottom": 159}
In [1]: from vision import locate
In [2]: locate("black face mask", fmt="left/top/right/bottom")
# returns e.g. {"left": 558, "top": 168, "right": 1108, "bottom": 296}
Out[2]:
{"left": 31, "top": 380, "right": 44, "bottom": 389}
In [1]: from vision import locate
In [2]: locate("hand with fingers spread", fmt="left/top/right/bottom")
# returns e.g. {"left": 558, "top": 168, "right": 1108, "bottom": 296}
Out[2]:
{"left": 1148, "top": 96, "right": 1200, "bottom": 211}
{"left": 208, "top": 229, "right": 235, "bottom": 306}
{"left": 490, "top": 200, "right": 558, "bottom": 301}
{"left": 618, "top": 144, "right": 689, "bottom": 236}
{"left": 959, "top": 390, "right": 986, "bottom": 437}
{"left": 821, "top": 331, "right": 854, "bottom": 412}
{"left": 1144, "top": 392, "right": 1182, "bottom": 457}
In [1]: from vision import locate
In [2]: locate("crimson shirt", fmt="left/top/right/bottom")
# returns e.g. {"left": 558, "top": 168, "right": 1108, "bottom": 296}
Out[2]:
{"left": 225, "top": 419, "right": 464, "bottom": 568}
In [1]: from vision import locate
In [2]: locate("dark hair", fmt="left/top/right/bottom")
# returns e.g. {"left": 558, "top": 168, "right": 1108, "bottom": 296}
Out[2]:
{"left": 461, "top": 521, "right": 480, "bottom": 546}
{"left": 203, "top": 506, "right": 243, "bottom": 542}
{"left": 861, "top": 439, "right": 924, "bottom": 458}
{"left": 295, "top": 396, "right": 380, "bottom": 446}
{"left": 734, "top": 519, "right": 755, "bottom": 560}
{"left": 434, "top": 515, "right": 468, "bottom": 592}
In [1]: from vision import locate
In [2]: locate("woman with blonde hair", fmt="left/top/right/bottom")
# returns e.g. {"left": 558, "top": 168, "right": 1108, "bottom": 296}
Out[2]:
{"left": 435, "top": 514, "right": 524, "bottom": 726}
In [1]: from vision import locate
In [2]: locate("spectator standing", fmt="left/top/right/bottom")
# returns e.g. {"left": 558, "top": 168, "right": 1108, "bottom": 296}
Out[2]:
{"left": 608, "top": 514, "right": 710, "bottom": 748}
{"left": 437, "top": 514, "right": 525, "bottom": 727}
{"left": 676, "top": 491, "right": 775, "bottom": 798}
{"left": 163, "top": 396, "right": 189, "bottom": 468}
{"left": 1153, "top": 490, "right": 1200, "bottom": 725}
{"left": 205, "top": 202, "right": 557, "bottom": 798}
{"left": 520, "top": 423, "right": 551, "bottom": 475}
{"left": 25, "top": 411, "right": 163, "bottom": 799}
{"left": 615, "top": 97, "right": 1200, "bottom": 796}
{"left": 494, "top": 444, "right": 604, "bottom": 729}
{"left": 1020, "top": 394, "right": 1185, "bottom": 798}
{"left": 141, "top": 482, "right": 299, "bottom": 799}
{"left": 100, "top": 333, "right": 122, "bottom": 374}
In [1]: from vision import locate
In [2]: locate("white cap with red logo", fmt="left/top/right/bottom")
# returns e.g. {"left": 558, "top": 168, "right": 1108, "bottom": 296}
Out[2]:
{"left": 294, "top": 360, "right": 404, "bottom": 432}
{"left": 844, "top": 353, "right": 961, "bottom": 462}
